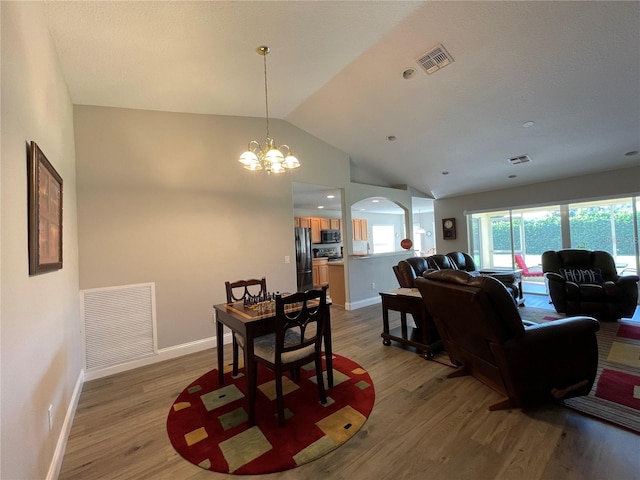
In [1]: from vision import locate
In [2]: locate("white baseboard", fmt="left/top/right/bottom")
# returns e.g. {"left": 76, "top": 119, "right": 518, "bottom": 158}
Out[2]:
{"left": 345, "top": 295, "right": 381, "bottom": 310}
{"left": 46, "top": 332, "right": 234, "bottom": 478}
{"left": 46, "top": 369, "right": 84, "bottom": 480}
{"left": 84, "top": 333, "right": 232, "bottom": 381}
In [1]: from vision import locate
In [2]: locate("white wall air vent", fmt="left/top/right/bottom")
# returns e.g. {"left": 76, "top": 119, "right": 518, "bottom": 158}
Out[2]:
{"left": 416, "top": 44, "right": 454, "bottom": 74}
{"left": 82, "top": 282, "right": 157, "bottom": 370}
{"left": 508, "top": 154, "right": 532, "bottom": 165}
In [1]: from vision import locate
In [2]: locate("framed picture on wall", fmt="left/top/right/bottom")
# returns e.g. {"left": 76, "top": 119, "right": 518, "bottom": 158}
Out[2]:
{"left": 28, "top": 141, "right": 63, "bottom": 275}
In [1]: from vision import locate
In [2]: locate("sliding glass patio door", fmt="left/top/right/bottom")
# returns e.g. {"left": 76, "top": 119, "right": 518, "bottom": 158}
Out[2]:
{"left": 568, "top": 198, "right": 637, "bottom": 273}
{"left": 468, "top": 195, "right": 640, "bottom": 296}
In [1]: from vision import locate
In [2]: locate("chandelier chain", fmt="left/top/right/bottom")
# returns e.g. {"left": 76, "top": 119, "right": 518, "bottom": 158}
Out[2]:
{"left": 263, "top": 50, "right": 270, "bottom": 140}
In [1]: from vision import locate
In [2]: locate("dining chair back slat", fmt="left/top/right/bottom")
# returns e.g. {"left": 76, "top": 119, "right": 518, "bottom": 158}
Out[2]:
{"left": 224, "top": 277, "right": 267, "bottom": 376}
{"left": 225, "top": 278, "right": 267, "bottom": 303}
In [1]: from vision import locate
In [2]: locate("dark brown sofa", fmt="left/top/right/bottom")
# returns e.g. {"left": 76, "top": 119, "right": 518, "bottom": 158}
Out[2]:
{"left": 415, "top": 270, "right": 599, "bottom": 410}
{"left": 394, "top": 252, "right": 480, "bottom": 288}
{"left": 542, "top": 249, "right": 639, "bottom": 321}
{"left": 394, "top": 252, "right": 519, "bottom": 302}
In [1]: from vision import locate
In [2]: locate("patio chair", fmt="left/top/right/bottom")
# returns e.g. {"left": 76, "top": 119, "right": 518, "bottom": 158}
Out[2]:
{"left": 514, "top": 254, "right": 544, "bottom": 277}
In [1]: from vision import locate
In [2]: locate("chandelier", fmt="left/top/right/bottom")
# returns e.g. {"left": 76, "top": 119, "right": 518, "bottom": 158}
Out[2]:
{"left": 239, "top": 46, "right": 300, "bottom": 174}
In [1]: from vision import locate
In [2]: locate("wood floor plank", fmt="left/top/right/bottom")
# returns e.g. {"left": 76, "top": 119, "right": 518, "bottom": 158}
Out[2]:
{"left": 59, "top": 298, "right": 640, "bottom": 480}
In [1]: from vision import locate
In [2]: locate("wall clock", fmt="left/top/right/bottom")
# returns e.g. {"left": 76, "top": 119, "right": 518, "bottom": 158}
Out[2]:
{"left": 442, "top": 217, "right": 456, "bottom": 239}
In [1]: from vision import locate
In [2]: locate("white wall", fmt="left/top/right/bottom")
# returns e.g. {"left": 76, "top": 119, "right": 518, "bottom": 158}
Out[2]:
{"left": 73, "top": 105, "right": 354, "bottom": 349}
{"left": 1, "top": 2, "right": 81, "bottom": 478}
{"left": 344, "top": 183, "right": 413, "bottom": 307}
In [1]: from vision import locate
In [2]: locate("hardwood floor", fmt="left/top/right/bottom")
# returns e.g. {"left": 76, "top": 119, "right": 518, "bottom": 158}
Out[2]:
{"left": 59, "top": 296, "right": 640, "bottom": 480}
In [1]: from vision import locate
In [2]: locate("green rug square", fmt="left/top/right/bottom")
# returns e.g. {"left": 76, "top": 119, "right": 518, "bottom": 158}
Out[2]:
{"left": 201, "top": 384, "right": 244, "bottom": 412}
{"left": 219, "top": 426, "right": 272, "bottom": 473}
{"left": 219, "top": 407, "right": 248, "bottom": 431}
{"left": 309, "top": 369, "right": 349, "bottom": 387}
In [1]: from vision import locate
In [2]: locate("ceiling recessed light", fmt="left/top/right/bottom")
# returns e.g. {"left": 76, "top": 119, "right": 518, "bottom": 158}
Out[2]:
{"left": 326, "top": 195, "right": 335, "bottom": 199}
{"left": 386, "top": 135, "right": 397, "bottom": 141}
{"left": 317, "top": 206, "right": 324, "bottom": 209}
{"left": 372, "top": 199, "right": 380, "bottom": 203}
{"left": 522, "top": 121, "right": 535, "bottom": 128}
{"left": 402, "top": 68, "right": 416, "bottom": 79}
{"left": 624, "top": 150, "right": 639, "bottom": 156}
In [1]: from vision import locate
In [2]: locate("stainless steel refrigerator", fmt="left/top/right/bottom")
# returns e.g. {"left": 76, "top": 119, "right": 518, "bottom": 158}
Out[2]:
{"left": 295, "top": 227, "right": 313, "bottom": 292}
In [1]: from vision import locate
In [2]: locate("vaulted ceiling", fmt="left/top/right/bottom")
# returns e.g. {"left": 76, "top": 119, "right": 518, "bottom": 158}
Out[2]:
{"left": 45, "top": 1, "right": 640, "bottom": 200}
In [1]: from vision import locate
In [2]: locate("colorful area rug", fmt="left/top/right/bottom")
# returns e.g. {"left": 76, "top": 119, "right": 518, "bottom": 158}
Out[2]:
{"left": 519, "top": 306, "right": 563, "bottom": 324}
{"left": 520, "top": 307, "right": 640, "bottom": 432}
{"left": 563, "top": 318, "right": 640, "bottom": 433}
{"left": 166, "top": 354, "right": 375, "bottom": 475}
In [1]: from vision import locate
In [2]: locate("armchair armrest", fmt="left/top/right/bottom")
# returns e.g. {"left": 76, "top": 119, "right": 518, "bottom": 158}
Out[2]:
{"left": 519, "top": 316, "right": 599, "bottom": 344}
{"left": 616, "top": 274, "right": 640, "bottom": 286}
{"left": 544, "top": 272, "right": 565, "bottom": 283}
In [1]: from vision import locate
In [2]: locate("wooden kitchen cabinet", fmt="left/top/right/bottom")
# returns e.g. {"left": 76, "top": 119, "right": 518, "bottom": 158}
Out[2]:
{"left": 327, "top": 262, "right": 345, "bottom": 306}
{"left": 310, "top": 218, "right": 322, "bottom": 243}
{"left": 298, "top": 217, "right": 312, "bottom": 229}
{"left": 294, "top": 216, "right": 342, "bottom": 244}
{"left": 352, "top": 218, "right": 368, "bottom": 241}
{"left": 312, "top": 258, "right": 329, "bottom": 288}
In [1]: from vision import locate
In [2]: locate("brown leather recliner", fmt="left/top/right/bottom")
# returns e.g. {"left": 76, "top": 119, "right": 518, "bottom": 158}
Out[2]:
{"left": 415, "top": 270, "right": 599, "bottom": 410}
{"left": 542, "top": 249, "right": 639, "bottom": 321}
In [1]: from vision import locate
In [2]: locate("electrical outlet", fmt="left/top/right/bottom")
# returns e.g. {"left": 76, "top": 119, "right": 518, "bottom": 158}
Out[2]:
{"left": 48, "top": 405, "right": 53, "bottom": 431}
{"left": 371, "top": 282, "right": 376, "bottom": 289}
{"left": 284, "top": 256, "right": 290, "bottom": 264}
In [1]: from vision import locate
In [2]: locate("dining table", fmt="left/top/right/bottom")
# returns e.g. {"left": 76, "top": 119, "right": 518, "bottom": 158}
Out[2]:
{"left": 213, "top": 298, "right": 334, "bottom": 425}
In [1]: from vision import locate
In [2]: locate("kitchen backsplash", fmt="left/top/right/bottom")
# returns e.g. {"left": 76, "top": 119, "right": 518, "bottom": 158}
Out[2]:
{"left": 312, "top": 245, "right": 342, "bottom": 257}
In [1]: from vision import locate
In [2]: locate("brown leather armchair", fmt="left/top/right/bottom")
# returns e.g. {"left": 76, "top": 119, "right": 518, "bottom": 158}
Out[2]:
{"left": 415, "top": 270, "right": 599, "bottom": 410}
{"left": 542, "top": 249, "right": 639, "bottom": 321}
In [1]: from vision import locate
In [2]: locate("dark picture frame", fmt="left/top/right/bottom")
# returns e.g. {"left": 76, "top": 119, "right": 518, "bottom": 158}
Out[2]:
{"left": 442, "top": 217, "right": 456, "bottom": 240}
{"left": 28, "top": 141, "right": 63, "bottom": 275}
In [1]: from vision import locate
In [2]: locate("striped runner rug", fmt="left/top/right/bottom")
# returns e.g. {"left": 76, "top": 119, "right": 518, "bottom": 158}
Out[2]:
{"left": 562, "top": 319, "right": 640, "bottom": 433}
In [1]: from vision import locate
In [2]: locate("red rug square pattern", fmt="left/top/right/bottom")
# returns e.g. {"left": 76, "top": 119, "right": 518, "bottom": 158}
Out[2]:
{"left": 595, "top": 369, "right": 640, "bottom": 410}
{"left": 617, "top": 324, "right": 640, "bottom": 341}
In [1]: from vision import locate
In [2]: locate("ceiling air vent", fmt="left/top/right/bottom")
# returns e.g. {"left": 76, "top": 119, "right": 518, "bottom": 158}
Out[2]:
{"left": 416, "top": 44, "right": 454, "bottom": 74}
{"left": 508, "top": 154, "right": 531, "bottom": 165}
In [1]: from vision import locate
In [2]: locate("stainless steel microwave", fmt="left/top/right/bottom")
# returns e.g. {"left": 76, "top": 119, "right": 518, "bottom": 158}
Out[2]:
{"left": 321, "top": 229, "right": 341, "bottom": 244}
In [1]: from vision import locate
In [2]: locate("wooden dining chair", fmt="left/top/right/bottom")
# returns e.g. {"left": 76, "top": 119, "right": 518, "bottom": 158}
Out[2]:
{"left": 249, "top": 286, "right": 329, "bottom": 426}
{"left": 224, "top": 277, "right": 267, "bottom": 376}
